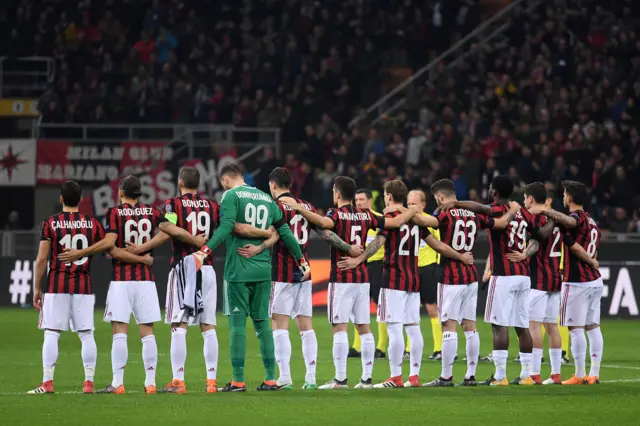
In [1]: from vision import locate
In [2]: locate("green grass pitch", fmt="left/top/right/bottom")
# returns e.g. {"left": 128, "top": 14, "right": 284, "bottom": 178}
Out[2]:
{"left": 1, "top": 308, "right": 639, "bottom": 425}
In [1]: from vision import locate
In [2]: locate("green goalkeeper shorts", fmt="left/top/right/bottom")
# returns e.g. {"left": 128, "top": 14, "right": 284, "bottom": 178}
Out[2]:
{"left": 222, "top": 280, "right": 271, "bottom": 320}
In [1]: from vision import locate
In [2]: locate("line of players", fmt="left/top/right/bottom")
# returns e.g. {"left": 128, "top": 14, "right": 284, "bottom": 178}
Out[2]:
{"left": 27, "top": 166, "right": 603, "bottom": 393}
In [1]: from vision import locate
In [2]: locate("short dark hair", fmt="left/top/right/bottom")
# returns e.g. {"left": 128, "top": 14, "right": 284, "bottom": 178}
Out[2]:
{"left": 179, "top": 166, "right": 200, "bottom": 189}
{"left": 333, "top": 176, "right": 356, "bottom": 201}
{"left": 491, "top": 175, "right": 514, "bottom": 199}
{"left": 61, "top": 181, "right": 82, "bottom": 207}
{"left": 269, "top": 167, "right": 291, "bottom": 189}
{"left": 431, "top": 179, "right": 456, "bottom": 196}
{"left": 120, "top": 175, "right": 142, "bottom": 199}
{"left": 524, "top": 182, "right": 547, "bottom": 204}
{"left": 563, "top": 180, "right": 589, "bottom": 206}
{"left": 355, "top": 188, "right": 373, "bottom": 199}
{"left": 220, "top": 164, "right": 241, "bottom": 179}
{"left": 546, "top": 189, "right": 555, "bottom": 200}
{"left": 384, "top": 180, "right": 408, "bottom": 203}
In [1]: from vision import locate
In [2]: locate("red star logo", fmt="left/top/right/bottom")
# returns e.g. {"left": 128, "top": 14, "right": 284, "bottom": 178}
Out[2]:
{"left": 0, "top": 144, "right": 27, "bottom": 181}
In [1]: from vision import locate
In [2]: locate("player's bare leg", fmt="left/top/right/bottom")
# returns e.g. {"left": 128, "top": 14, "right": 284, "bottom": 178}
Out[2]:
{"left": 424, "top": 319, "right": 456, "bottom": 387}
{"left": 201, "top": 323, "right": 218, "bottom": 392}
{"left": 584, "top": 324, "right": 603, "bottom": 384}
{"left": 139, "top": 323, "right": 158, "bottom": 393}
{"left": 295, "top": 315, "right": 318, "bottom": 389}
{"left": 28, "top": 329, "right": 61, "bottom": 394}
{"left": 541, "top": 322, "right": 562, "bottom": 384}
{"left": 161, "top": 322, "right": 188, "bottom": 394}
{"left": 96, "top": 322, "right": 129, "bottom": 394}
{"left": 513, "top": 326, "right": 533, "bottom": 385}
{"left": 374, "top": 322, "right": 404, "bottom": 388}
{"left": 77, "top": 329, "right": 97, "bottom": 393}
{"left": 461, "top": 320, "right": 479, "bottom": 385}
{"left": 564, "top": 325, "right": 588, "bottom": 384}
{"left": 403, "top": 323, "right": 423, "bottom": 387}
{"left": 426, "top": 304, "right": 443, "bottom": 360}
{"left": 273, "top": 313, "right": 294, "bottom": 389}
{"left": 354, "top": 323, "right": 374, "bottom": 388}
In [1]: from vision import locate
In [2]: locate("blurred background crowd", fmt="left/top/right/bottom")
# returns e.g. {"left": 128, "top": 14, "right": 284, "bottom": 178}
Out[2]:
{"left": 5, "top": 0, "right": 640, "bottom": 232}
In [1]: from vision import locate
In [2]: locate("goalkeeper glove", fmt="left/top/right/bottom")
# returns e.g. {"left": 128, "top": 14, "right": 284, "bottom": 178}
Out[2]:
{"left": 193, "top": 246, "right": 213, "bottom": 271}
{"left": 298, "top": 260, "right": 311, "bottom": 281}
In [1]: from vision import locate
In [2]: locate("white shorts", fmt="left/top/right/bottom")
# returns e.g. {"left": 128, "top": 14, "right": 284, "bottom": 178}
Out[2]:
{"left": 484, "top": 275, "right": 531, "bottom": 328}
{"left": 529, "top": 289, "right": 561, "bottom": 324}
{"left": 377, "top": 288, "right": 420, "bottom": 325}
{"left": 166, "top": 265, "right": 217, "bottom": 325}
{"left": 438, "top": 282, "right": 478, "bottom": 323}
{"left": 104, "top": 281, "right": 161, "bottom": 324}
{"left": 327, "top": 282, "right": 370, "bottom": 325}
{"left": 270, "top": 280, "right": 313, "bottom": 318}
{"left": 38, "top": 293, "right": 95, "bottom": 332}
{"left": 560, "top": 280, "right": 603, "bottom": 327}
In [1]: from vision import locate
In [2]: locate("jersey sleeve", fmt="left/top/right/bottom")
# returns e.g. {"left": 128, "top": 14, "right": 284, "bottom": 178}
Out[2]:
{"left": 529, "top": 214, "right": 547, "bottom": 241}
{"left": 272, "top": 201, "right": 287, "bottom": 229}
{"left": 490, "top": 204, "right": 508, "bottom": 217}
{"left": 420, "top": 226, "right": 432, "bottom": 240}
{"left": 105, "top": 208, "right": 119, "bottom": 234}
{"left": 94, "top": 218, "right": 106, "bottom": 240}
{"left": 40, "top": 220, "right": 51, "bottom": 241}
{"left": 210, "top": 200, "right": 220, "bottom": 228}
{"left": 563, "top": 230, "right": 576, "bottom": 246}
{"left": 477, "top": 213, "right": 495, "bottom": 229}
{"left": 164, "top": 199, "right": 178, "bottom": 225}
{"left": 325, "top": 208, "right": 338, "bottom": 226}
{"left": 373, "top": 212, "right": 386, "bottom": 231}
{"left": 154, "top": 207, "right": 168, "bottom": 225}
{"left": 205, "top": 190, "right": 239, "bottom": 251}
{"left": 380, "top": 213, "right": 394, "bottom": 239}
{"left": 569, "top": 211, "right": 584, "bottom": 227}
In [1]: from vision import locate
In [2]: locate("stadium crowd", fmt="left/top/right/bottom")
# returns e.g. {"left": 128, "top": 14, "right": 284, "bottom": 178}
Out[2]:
{"left": 5, "top": 0, "right": 640, "bottom": 231}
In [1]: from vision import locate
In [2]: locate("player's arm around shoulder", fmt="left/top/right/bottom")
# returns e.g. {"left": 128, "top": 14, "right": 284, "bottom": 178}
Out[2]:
{"left": 425, "top": 233, "right": 474, "bottom": 265}
{"left": 383, "top": 205, "right": 419, "bottom": 229}
{"left": 412, "top": 211, "right": 439, "bottom": 229}
{"left": 490, "top": 201, "right": 521, "bottom": 230}
{"left": 337, "top": 234, "right": 385, "bottom": 270}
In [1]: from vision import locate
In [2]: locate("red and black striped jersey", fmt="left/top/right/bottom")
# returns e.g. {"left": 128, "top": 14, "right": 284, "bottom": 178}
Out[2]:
{"left": 563, "top": 210, "right": 601, "bottom": 283}
{"left": 105, "top": 203, "right": 167, "bottom": 282}
{"left": 272, "top": 194, "right": 314, "bottom": 282}
{"left": 530, "top": 214, "right": 563, "bottom": 292}
{"left": 436, "top": 208, "right": 494, "bottom": 285}
{"left": 487, "top": 203, "right": 537, "bottom": 277}
{"left": 40, "top": 212, "right": 105, "bottom": 294}
{"left": 164, "top": 193, "right": 219, "bottom": 266}
{"left": 380, "top": 211, "right": 428, "bottom": 292}
{"left": 326, "top": 205, "right": 385, "bottom": 283}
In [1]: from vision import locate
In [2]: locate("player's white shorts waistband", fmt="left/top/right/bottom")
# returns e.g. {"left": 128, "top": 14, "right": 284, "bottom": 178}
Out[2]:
{"left": 327, "top": 282, "right": 370, "bottom": 325}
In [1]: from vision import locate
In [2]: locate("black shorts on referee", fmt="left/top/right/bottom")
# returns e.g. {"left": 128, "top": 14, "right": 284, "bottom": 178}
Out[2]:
{"left": 367, "top": 261, "right": 384, "bottom": 304}
{"left": 419, "top": 264, "right": 441, "bottom": 305}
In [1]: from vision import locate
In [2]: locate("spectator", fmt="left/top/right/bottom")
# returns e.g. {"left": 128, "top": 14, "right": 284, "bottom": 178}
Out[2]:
{"left": 4, "top": 211, "right": 24, "bottom": 230}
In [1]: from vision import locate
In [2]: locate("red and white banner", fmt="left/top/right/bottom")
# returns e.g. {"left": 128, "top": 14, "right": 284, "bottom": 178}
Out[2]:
{"left": 78, "top": 153, "right": 238, "bottom": 218}
{"left": 0, "top": 139, "right": 36, "bottom": 186}
{"left": 36, "top": 140, "right": 172, "bottom": 185}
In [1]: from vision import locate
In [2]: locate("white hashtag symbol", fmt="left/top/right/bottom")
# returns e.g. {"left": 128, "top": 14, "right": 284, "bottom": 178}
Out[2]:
{"left": 9, "top": 260, "right": 32, "bottom": 305}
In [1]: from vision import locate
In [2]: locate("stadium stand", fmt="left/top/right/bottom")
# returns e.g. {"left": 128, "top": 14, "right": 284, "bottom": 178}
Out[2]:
{"left": 4, "top": 0, "right": 640, "bottom": 230}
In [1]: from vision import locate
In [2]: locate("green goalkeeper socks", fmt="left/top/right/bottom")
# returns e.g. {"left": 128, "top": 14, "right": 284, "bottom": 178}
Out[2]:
{"left": 229, "top": 314, "right": 247, "bottom": 383}
{"left": 254, "top": 319, "right": 276, "bottom": 381}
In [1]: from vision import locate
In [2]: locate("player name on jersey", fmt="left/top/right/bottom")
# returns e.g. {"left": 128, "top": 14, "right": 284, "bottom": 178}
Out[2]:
{"left": 178, "top": 199, "right": 210, "bottom": 208}
{"left": 449, "top": 209, "right": 477, "bottom": 218}
{"left": 50, "top": 219, "right": 95, "bottom": 230}
{"left": 337, "top": 211, "right": 373, "bottom": 221}
{"left": 235, "top": 190, "right": 272, "bottom": 202}
{"left": 116, "top": 207, "right": 155, "bottom": 216}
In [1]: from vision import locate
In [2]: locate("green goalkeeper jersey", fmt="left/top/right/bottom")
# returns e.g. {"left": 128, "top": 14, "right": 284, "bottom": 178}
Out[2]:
{"left": 205, "top": 184, "right": 303, "bottom": 282}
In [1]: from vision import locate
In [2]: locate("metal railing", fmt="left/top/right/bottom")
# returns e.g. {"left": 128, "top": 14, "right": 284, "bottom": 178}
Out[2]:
{"left": 349, "top": 0, "right": 536, "bottom": 128}
{"left": 0, "top": 56, "right": 55, "bottom": 98}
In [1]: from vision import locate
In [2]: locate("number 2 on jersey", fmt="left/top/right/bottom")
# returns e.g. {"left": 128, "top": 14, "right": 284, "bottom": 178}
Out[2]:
{"left": 59, "top": 234, "right": 89, "bottom": 266}
{"left": 399, "top": 224, "right": 420, "bottom": 256}
{"left": 549, "top": 227, "right": 561, "bottom": 257}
